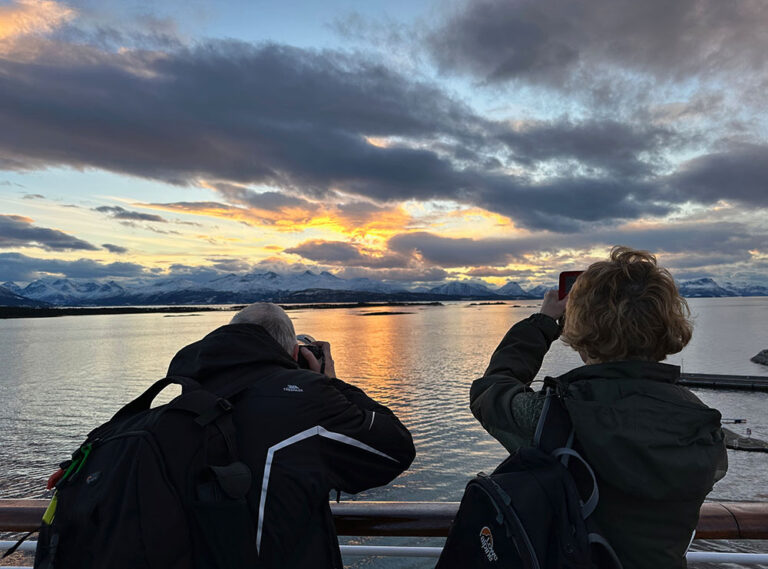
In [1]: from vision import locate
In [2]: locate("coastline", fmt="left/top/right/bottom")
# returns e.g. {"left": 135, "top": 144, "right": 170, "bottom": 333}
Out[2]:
{"left": 0, "top": 302, "right": 444, "bottom": 319}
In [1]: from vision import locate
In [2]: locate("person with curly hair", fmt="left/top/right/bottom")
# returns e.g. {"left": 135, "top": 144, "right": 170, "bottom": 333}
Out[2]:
{"left": 470, "top": 246, "right": 727, "bottom": 569}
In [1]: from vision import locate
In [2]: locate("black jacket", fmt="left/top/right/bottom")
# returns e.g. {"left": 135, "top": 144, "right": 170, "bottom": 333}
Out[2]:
{"left": 471, "top": 314, "right": 727, "bottom": 569}
{"left": 167, "top": 323, "right": 416, "bottom": 568}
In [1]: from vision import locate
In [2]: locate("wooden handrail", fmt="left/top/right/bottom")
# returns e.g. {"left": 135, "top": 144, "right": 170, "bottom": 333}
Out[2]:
{"left": 1, "top": 500, "right": 767, "bottom": 539}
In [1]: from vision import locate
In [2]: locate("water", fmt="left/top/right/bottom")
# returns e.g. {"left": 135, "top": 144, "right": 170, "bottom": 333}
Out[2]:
{"left": 1, "top": 298, "right": 767, "bottom": 566}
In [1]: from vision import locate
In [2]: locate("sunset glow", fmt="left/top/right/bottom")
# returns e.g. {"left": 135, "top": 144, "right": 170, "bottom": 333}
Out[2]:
{"left": 1, "top": 0, "right": 767, "bottom": 289}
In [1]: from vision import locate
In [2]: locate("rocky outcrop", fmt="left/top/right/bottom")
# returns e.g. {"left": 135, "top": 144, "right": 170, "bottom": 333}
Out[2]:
{"left": 751, "top": 349, "right": 768, "bottom": 366}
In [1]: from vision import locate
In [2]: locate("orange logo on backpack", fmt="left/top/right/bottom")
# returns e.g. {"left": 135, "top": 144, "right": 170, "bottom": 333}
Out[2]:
{"left": 479, "top": 526, "right": 498, "bottom": 562}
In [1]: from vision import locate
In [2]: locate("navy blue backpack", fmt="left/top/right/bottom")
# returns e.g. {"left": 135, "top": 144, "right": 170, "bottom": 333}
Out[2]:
{"left": 435, "top": 382, "right": 622, "bottom": 569}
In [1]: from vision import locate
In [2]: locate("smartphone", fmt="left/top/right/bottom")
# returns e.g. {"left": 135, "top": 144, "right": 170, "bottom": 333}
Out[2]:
{"left": 558, "top": 271, "right": 584, "bottom": 300}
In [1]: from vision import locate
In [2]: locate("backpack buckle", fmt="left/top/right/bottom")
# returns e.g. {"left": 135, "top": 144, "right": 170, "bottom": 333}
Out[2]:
{"left": 195, "top": 398, "right": 234, "bottom": 426}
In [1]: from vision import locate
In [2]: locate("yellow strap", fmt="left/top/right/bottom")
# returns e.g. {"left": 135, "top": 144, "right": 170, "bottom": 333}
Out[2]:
{"left": 42, "top": 493, "right": 58, "bottom": 525}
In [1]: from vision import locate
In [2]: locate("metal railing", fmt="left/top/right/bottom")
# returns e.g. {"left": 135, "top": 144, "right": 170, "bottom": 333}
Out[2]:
{"left": 2, "top": 500, "right": 768, "bottom": 565}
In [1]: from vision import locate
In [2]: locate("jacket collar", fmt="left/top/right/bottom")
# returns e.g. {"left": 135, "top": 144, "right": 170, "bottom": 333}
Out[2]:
{"left": 554, "top": 360, "right": 680, "bottom": 386}
{"left": 167, "top": 323, "right": 298, "bottom": 382}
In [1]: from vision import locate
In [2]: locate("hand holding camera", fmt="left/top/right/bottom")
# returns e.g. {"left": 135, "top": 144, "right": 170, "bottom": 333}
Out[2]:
{"left": 296, "top": 334, "right": 336, "bottom": 378}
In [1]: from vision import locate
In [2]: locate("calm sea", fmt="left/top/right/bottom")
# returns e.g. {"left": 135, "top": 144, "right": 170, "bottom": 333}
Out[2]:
{"left": 1, "top": 297, "right": 767, "bottom": 567}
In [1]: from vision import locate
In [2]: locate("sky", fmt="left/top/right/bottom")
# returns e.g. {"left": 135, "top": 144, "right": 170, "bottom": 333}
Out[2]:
{"left": 1, "top": 0, "right": 767, "bottom": 288}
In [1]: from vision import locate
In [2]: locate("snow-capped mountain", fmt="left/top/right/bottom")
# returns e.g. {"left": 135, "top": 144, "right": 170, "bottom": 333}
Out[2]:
{"left": 2, "top": 281, "right": 24, "bottom": 295}
{"left": 2, "top": 273, "right": 765, "bottom": 307}
{"left": 4, "top": 271, "right": 404, "bottom": 306}
{"left": 495, "top": 281, "right": 530, "bottom": 297}
{"left": 169, "top": 270, "right": 401, "bottom": 295}
{"left": 18, "top": 278, "right": 127, "bottom": 305}
{"left": 677, "top": 278, "right": 736, "bottom": 298}
{"left": 0, "top": 285, "right": 48, "bottom": 307}
{"left": 429, "top": 281, "right": 498, "bottom": 297}
{"left": 526, "top": 284, "right": 554, "bottom": 299}
{"left": 722, "top": 281, "right": 768, "bottom": 297}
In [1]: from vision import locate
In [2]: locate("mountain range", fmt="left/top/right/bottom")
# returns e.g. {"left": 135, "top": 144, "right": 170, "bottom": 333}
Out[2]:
{"left": 1, "top": 273, "right": 766, "bottom": 307}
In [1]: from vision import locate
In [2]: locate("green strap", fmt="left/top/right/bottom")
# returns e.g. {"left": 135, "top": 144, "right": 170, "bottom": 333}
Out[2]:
{"left": 61, "top": 443, "right": 93, "bottom": 483}
{"left": 72, "top": 444, "right": 92, "bottom": 476}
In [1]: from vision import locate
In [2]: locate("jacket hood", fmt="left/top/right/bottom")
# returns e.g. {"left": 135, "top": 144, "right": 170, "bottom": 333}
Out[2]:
{"left": 557, "top": 362, "right": 727, "bottom": 501}
{"left": 167, "top": 323, "right": 298, "bottom": 382}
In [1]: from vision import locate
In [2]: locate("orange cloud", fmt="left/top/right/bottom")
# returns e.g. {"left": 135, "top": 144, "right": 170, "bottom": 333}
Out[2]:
{"left": 0, "top": 0, "right": 73, "bottom": 42}
{"left": 364, "top": 136, "right": 389, "bottom": 148}
{"left": 141, "top": 198, "right": 414, "bottom": 245}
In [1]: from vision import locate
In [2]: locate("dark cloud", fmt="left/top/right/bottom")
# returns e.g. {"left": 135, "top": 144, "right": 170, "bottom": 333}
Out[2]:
{"left": 661, "top": 252, "right": 755, "bottom": 270}
{"left": 285, "top": 240, "right": 409, "bottom": 268}
{"left": 2, "top": 32, "right": 762, "bottom": 233}
{"left": 0, "top": 252, "right": 147, "bottom": 281}
{"left": 468, "top": 175, "right": 673, "bottom": 232}
{"left": 668, "top": 143, "right": 768, "bottom": 207}
{"left": 23, "top": 193, "right": 45, "bottom": 199}
{"left": 213, "top": 185, "right": 311, "bottom": 211}
{"left": 286, "top": 241, "right": 362, "bottom": 264}
{"left": 387, "top": 221, "right": 768, "bottom": 269}
{"left": 206, "top": 258, "right": 253, "bottom": 273}
{"left": 388, "top": 232, "right": 525, "bottom": 267}
{"left": 427, "top": 0, "right": 768, "bottom": 86}
{"left": 336, "top": 202, "right": 385, "bottom": 217}
{"left": 165, "top": 264, "right": 230, "bottom": 282}
{"left": 102, "top": 243, "right": 128, "bottom": 254}
{"left": 498, "top": 120, "right": 673, "bottom": 176}
{"left": 95, "top": 205, "right": 167, "bottom": 222}
{"left": 465, "top": 267, "right": 540, "bottom": 278}
{"left": 0, "top": 214, "right": 99, "bottom": 251}
{"left": 0, "top": 40, "right": 475, "bottom": 189}
{"left": 335, "top": 266, "right": 449, "bottom": 283}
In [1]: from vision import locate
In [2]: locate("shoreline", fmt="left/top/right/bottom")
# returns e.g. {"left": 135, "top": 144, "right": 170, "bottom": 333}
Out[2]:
{"left": 0, "top": 302, "right": 444, "bottom": 319}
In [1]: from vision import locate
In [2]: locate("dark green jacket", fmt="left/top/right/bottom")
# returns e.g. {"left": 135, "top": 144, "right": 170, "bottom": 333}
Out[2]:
{"left": 470, "top": 314, "right": 728, "bottom": 569}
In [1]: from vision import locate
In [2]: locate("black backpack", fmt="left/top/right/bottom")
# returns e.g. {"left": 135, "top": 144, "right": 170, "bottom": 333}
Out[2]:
{"left": 435, "top": 382, "right": 622, "bottom": 569}
{"left": 31, "top": 374, "right": 261, "bottom": 569}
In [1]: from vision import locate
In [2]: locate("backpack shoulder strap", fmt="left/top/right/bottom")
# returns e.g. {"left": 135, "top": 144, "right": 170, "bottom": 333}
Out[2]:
{"left": 533, "top": 378, "right": 574, "bottom": 454}
{"left": 107, "top": 375, "right": 202, "bottom": 424}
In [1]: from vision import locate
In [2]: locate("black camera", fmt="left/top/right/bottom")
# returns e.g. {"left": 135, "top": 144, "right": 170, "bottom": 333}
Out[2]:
{"left": 296, "top": 334, "right": 325, "bottom": 374}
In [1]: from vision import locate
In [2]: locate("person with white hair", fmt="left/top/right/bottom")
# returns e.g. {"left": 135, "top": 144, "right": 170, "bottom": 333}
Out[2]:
{"left": 166, "top": 302, "right": 416, "bottom": 568}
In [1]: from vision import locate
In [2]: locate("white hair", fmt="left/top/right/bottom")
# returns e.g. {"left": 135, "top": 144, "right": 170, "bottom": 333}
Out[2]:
{"left": 230, "top": 303, "right": 296, "bottom": 354}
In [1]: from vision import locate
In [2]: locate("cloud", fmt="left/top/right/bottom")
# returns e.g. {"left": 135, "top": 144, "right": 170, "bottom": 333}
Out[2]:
{"left": 164, "top": 263, "right": 227, "bottom": 282}
{"left": 285, "top": 239, "right": 410, "bottom": 268}
{"left": 388, "top": 231, "right": 525, "bottom": 267}
{"left": 0, "top": 214, "right": 98, "bottom": 251}
{"left": 335, "top": 266, "right": 449, "bottom": 283}
{"left": 149, "top": 187, "right": 414, "bottom": 237}
{"left": 0, "top": 0, "right": 74, "bottom": 43}
{"left": 0, "top": 17, "right": 764, "bottom": 237}
{"left": 0, "top": 251, "right": 146, "bottom": 281}
{"left": 467, "top": 174, "right": 674, "bottom": 232}
{"left": 465, "top": 267, "right": 540, "bottom": 278}
{"left": 426, "top": 0, "right": 768, "bottom": 87}
{"left": 22, "top": 193, "right": 44, "bottom": 199}
{"left": 387, "top": 221, "right": 768, "bottom": 270}
{"left": 6, "top": 37, "right": 672, "bottom": 231}
{"left": 0, "top": 40, "right": 476, "bottom": 189}
{"left": 668, "top": 142, "right": 768, "bottom": 207}
{"left": 94, "top": 205, "right": 167, "bottom": 222}
{"left": 102, "top": 243, "right": 128, "bottom": 254}
{"left": 206, "top": 257, "right": 252, "bottom": 273}
{"left": 498, "top": 119, "right": 674, "bottom": 177}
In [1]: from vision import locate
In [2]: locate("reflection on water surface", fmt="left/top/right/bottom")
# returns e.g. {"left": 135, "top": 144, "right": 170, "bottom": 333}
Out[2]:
{"left": 1, "top": 298, "right": 766, "bottom": 566}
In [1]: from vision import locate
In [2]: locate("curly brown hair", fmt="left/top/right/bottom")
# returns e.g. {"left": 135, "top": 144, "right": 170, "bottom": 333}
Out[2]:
{"left": 562, "top": 246, "right": 692, "bottom": 362}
